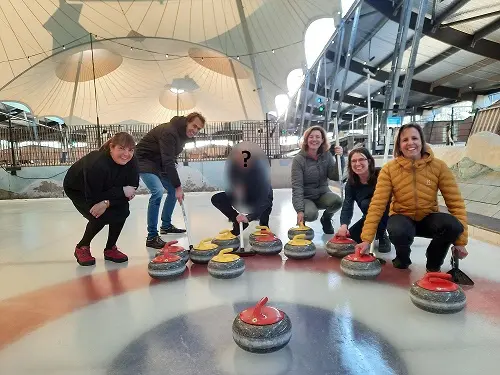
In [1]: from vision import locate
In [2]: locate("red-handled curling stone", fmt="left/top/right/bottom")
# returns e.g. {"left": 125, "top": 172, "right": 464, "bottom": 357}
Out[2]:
{"left": 409, "top": 272, "right": 466, "bottom": 314}
{"left": 232, "top": 297, "right": 292, "bottom": 353}
{"left": 325, "top": 234, "right": 356, "bottom": 258}
{"left": 340, "top": 248, "right": 382, "bottom": 280}
{"left": 251, "top": 232, "right": 283, "bottom": 255}
{"left": 147, "top": 253, "right": 186, "bottom": 280}
{"left": 155, "top": 240, "right": 189, "bottom": 263}
{"left": 249, "top": 226, "right": 274, "bottom": 247}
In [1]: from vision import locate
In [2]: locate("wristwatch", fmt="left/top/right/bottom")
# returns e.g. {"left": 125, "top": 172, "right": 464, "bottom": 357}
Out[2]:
{"left": 103, "top": 200, "right": 110, "bottom": 208}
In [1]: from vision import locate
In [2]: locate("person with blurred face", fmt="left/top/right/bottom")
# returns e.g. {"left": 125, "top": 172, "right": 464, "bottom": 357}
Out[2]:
{"left": 336, "top": 147, "right": 390, "bottom": 253}
{"left": 355, "top": 124, "right": 468, "bottom": 272}
{"left": 135, "top": 112, "right": 205, "bottom": 249}
{"left": 211, "top": 142, "right": 273, "bottom": 237}
{"left": 63, "top": 132, "right": 139, "bottom": 266}
{"left": 291, "top": 126, "right": 344, "bottom": 234}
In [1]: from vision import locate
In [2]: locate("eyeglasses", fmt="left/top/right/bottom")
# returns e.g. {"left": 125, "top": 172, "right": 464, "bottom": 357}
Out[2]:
{"left": 351, "top": 158, "right": 368, "bottom": 164}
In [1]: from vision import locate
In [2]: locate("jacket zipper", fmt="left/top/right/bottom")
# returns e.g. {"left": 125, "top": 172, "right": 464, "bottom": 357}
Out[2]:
{"left": 412, "top": 162, "right": 418, "bottom": 220}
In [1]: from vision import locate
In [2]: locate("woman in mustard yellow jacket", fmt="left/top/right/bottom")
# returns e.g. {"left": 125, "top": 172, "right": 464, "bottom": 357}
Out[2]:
{"left": 355, "top": 123, "right": 469, "bottom": 272}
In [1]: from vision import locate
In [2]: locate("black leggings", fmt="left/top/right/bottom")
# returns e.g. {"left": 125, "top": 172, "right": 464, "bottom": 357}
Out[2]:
{"left": 78, "top": 220, "right": 126, "bottom": 249}
{"left": 387, "top": 213, "right": 464, "bottom": 270}
{"left": 211, "top": 191, "right": 273, "bottom": 226}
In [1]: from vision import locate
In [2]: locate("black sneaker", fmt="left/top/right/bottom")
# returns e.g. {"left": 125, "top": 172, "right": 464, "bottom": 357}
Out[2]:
{"left": 146, "top": 235, "right": 167, "bottom": 249}
{"left": 320, "top": 216, "right": 334, "bottom": 234}
{"left": 160, "top": 224, "right": 186, "bottom": 234}
{"left": 377, "top": 233, "right": 391, "bottom": 253}
{"left": 231, "top": 221, "right": 249, "bottom": 236}
{"left": 392, "top": 257, "right": 412, "bottom": 269}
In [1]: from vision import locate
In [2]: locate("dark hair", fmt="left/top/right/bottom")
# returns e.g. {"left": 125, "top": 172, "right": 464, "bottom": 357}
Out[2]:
{"left": 186, "top": 112, "right": 206, "bottom": 125}
{"left": 301, "top": 125, "right": 330, "bottom": 154}
{"left": 393, "top": 123, "right": 426, "bottom": 158}
{"left": 100, "top": 132, "right": 135, "bottom": 152}
{"left": 347, "top": 147, "right": 377, "bottom": 186}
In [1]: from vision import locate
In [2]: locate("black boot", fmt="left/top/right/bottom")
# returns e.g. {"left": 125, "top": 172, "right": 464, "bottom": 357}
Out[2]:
{"left": 377, "top": 232, "right": 391, "bottom": 253}
{"left": 231, "top": 221, "right": 249, "bottom": 236}
{"left": 160, "top": 224, "right": 186, "bottom": 234}
{"left": 320, "top": 215, "right": 334, "bottom": 234}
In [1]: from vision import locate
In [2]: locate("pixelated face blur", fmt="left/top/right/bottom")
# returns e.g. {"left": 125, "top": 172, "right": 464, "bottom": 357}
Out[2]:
{"left": 399, "top": 127, "right": 422, "bottom": 160}
{"left": 307, "top": 130, "right": 323, "bottom": 152}
{"left": 110, "top": 144, "right": 134, "bottom": 165}
{"left": 350, "top": 152, "right": 369, "bottom": 177}
{"left": 186, "top": 117, "right": 204, "bottom": 138}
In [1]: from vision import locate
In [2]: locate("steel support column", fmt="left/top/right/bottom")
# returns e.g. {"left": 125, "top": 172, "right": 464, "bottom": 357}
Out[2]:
{"left": 306, "top": 58, "right": 323, "bottom": 128}
{"left": 235, "top": 0, "right": 268, "bottom": 116}
{"left": 325, "top": 24, "right": 345, "bottom": 130}
{"left": 299, "top": 70, "right": 311, "bottom": 135}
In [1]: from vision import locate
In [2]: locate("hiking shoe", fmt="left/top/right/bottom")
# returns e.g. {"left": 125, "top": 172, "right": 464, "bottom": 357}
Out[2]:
{"left": 160, "top": 224, "right": 186, "bottom": 234}
{"left": 104, "top": 246, "right": 128, "bottom": 263}
{"left": 392, "top": 257, "right": 412, "bottom": 269}
{"left": 377, "top": 233, "right": 391, "bottom": 253}
{"left": 74, "top": 245, "right": 95, "bottom": 266}
{"left": 231, "top": 221, "right": 249, "bottom": 236}
{"left": 320, "top": 216, "right": 334, "bottom": 234}
{"left": 146, "top": 235, "right": 167, "bottom": 249}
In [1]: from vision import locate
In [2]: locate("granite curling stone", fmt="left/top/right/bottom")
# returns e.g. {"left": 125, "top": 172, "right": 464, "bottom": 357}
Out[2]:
{"left": 409, "top": 272, "right": 466, "bottom": 314}
{"left": 148, "top": 253, "right": 186, "bottom": 280}
{"left": 284, "top": 234, "right": 316, "bottom": 260}
{"left": 249, "top": 226, "right": 274, "bottom": 247}
{"left": 340, "top": 249, "right": 382, "bottom": 280}
{"left": 232, "top": 297, "right": 292, "bottom": 354}
{"left": 325, "top": 234, "right": 356, "bottom": 258}
{"left": 287, "top": 222, "right": 314, "bottom": 240}
{"left": 155, "top": 240, "right": 189, "bottom": 263}
{"left": 251, "top": 232, "right": 283, "bottom": 255}
{"left": 207, "top": 248, "right": 245, "bottom": 279}
{"left": 189, "top": 238, "right": 220, "bottom": 264}
{"left": 212, "top": 229, "right": 240, "bottom": 252}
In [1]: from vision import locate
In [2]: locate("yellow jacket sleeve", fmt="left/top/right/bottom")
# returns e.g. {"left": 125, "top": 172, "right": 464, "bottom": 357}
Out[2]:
{"left": 361, "top": 163, "right": 393, "bottom": 243}
{"left": 438, "top": 161, "right": 468, "bottom": 246}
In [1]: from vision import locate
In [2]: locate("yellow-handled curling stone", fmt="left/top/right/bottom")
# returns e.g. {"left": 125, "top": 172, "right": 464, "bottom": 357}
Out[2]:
{"left": 287, "top": 222, "right": 314, "bottom": 240}
{"left": 232, "top": 297, "right": 292, "bottom": 353}
{"left": 284, "top": 234, "right": 316, "bottom": 260}
{"left": 211, "top": 229, "right": 240, "bottom": 252}
{"left": 409, "top": 272, "right": 466, "bottom": 314}
{"left": 148, "top": 253, "right": 186, "bottom": 280}
{"left": 207, "top": 248, "right": 245, "bottom": 279}
{"left": 189, "top": 238, "right": 220, "bottom": 264}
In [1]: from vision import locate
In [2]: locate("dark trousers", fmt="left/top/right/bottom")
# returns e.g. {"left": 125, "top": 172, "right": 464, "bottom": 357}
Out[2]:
{"left": 65, "top": 188, "right": 129, "bottom": 249}
{"left": 348, "top": 199, "right": 389, "bottom": 243}
{"left": 211, "top": 191, "right": 273, "bottom": 226}
{"left": 387, "top": 213, "right": 464, "bottom": 270}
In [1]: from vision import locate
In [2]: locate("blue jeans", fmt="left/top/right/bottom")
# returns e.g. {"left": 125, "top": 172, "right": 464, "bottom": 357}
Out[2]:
{"left": 140, "top": 173, "right": 176, "bottom": 239}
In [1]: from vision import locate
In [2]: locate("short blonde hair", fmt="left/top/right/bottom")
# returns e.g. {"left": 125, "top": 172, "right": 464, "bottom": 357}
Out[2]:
{"left": 301, "top": 126, "right": 330, "bottom": 154}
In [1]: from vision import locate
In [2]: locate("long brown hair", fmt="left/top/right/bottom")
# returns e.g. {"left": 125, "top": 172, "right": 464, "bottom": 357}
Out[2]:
{"left": 100, "top": 132, "right": 135, "bottom": 152}
{"left": 301, "top": 125, "right": 330, "bottom": 154}
{"left": 347, "top": 147, "right": 377, "bottom": 186}
{"left": 393, "top": 123, "right": 427, "bottom": 158}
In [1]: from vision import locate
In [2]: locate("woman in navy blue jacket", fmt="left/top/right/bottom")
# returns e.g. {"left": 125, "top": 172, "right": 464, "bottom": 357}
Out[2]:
{"left": 64, "top": 132, "right": 139, "bottom": 266}
{"left": 336, "top": 147, "right": 390, "bottom": 252}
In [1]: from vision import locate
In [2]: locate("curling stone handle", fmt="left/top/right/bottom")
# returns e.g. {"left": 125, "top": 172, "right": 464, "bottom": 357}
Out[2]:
{"left": 256, "top": 225, "right": 270, "bottom": 232}
{"left": 199, "top": 238, "right": 213, "bottom": 245}
{"left": 220, "top": 248, "right": 233, "bottom": 255}
{"left": 165, "top": 240, "right": 178, "bottom": 246}
{"left": 252, "top": 297, "right": 269, "bottom": 318}
{"left": 293, "top": 234, "right": 306, "bottom": 240}
{"left": 355, "top": 248, "right": 362, "bottom": 257}
{"left": 219, "top": 229, "right": 231, "bottom": 234}
{"left": 299, "top": 221, "right": 305, "bottom": 228}
{"left": 424, "top": 272, "right": 452, "bottom": 281}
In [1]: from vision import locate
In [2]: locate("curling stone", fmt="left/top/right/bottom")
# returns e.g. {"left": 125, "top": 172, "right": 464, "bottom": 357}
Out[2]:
{"left": 249, "top": 226, "right": 274, "bottom": 247}
{"left": 409, "top": 272, "right": 466, "bottom": 314}
{"left": 148, "top": 253, "right": 186, "bottom": 280}
{"left": 207, "top": 248, "right": 245, "bottom": 279}
{"left": 211, "top": 229, "right": 240, "bottom": 252}
{"left": 155, "top": 240, "right": 189, "bottom": 263}
{"left": 232, "top": 297, "right": 292, "bottom": 353}
{"left": 251, "top": 232, "right": 283, "bottom": 255}
{"left": 340, "top": 249, "right": 382, "bottom": 280}
{"left": 189, "top": 238, "right": 220, "bottom": 264}
{"left": 284, "top": 234, "right": 316, "bottom": 260}
{"left": 325, "top": 235, "right": 356, "bottom": 258}
{"left": 287, "top": 222, "right": 314, "bottom": 240}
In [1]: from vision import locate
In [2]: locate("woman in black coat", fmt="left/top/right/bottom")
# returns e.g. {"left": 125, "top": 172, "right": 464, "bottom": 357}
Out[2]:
{"left": 335, "top": 147, "right": 391, "bottom": 252}
{"left": 63, "top": 132, "right": 139, "bottom": 266}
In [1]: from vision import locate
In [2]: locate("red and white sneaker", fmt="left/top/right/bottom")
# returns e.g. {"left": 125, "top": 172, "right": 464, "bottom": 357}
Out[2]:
{"left": 104, "top": 246, "right": 128, "bottom": 263}
{"left": 74, "top": 246, "right": 96, "bottom": 266}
